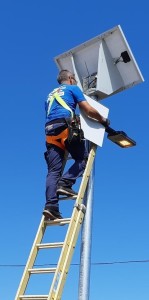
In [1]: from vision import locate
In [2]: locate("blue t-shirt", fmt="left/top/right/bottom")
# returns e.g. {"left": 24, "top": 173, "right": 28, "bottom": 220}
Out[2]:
{"left": 45, "top": 84, "right": 86, "bottom": 124}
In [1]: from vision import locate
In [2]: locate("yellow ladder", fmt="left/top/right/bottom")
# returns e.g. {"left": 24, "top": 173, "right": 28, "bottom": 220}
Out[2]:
{"left": 15, "top": 143, "right": 97, "bottom": 300}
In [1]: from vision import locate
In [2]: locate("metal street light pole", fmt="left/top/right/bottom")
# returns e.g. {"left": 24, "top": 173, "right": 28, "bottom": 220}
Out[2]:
{"left": 78, "top": 144, "right": 95, "bottom": 300}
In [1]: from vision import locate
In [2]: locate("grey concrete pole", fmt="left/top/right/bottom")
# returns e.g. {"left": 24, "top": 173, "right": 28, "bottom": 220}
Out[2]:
{"left": 78, "top": 147, "right": 95, "bottom": 300}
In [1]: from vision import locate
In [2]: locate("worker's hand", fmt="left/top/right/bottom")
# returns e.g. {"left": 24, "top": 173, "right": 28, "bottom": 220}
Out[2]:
{"left": 101, "top": 117, "right": 110, "bottom": 128}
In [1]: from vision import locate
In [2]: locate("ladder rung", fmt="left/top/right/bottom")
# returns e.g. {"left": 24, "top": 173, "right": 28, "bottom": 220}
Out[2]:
{"left": 45, "top": 218, "right": 71, "bottom": 226}
{"left": 19, "top": 296, "right": 48, "bottom": 300}
{"left": 28, "top": 268, "right": 56, "bottom": 274}
{"left": 37, "top": 242, "right": 64, "bottom": 249}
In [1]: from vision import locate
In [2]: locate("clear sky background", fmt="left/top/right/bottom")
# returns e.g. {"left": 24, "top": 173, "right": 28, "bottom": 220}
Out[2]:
{"left": 0, "top": 1, "right": 148, "bottom": 299}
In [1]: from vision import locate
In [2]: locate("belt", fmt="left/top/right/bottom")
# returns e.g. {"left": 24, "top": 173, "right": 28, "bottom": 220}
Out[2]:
{"left": 46, "top": 118, "right": 67, "bottom": 126}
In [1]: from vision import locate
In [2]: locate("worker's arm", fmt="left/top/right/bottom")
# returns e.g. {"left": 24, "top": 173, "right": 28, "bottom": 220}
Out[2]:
{"left": 78, "top": 101, "right": 110, "bottom": 127}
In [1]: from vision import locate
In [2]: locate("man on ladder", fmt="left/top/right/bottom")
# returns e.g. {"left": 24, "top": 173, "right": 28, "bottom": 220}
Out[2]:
{"left": 43, "top": 69, "right": 110, "bottom": 220}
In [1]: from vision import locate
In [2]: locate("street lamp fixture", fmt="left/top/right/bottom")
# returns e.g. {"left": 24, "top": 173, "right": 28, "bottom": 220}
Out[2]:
{"left": 105, "top": 126, "right": 136, "bottom": 148}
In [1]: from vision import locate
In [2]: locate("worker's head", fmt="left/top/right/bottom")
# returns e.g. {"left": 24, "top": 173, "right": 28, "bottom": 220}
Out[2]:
{"left": 57, "top": 70, "right": 77, "bottom": 85}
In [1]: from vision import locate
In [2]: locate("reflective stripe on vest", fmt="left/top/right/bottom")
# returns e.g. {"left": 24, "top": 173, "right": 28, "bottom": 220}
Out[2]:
{"left": 47, "top": 90, "right": 73, "bottom": 118}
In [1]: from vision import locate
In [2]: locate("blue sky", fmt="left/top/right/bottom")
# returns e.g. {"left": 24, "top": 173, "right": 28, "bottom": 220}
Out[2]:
{"left": 0, "top": 1, "right": 148, "bottom": 299}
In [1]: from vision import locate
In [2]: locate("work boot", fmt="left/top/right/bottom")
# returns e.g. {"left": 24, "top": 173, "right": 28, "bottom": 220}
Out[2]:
{"left": 57, "top": 186, "right": 77, "bottom": 197}
{"left": 43, "top": 208, "right": 63, "bottom": 220}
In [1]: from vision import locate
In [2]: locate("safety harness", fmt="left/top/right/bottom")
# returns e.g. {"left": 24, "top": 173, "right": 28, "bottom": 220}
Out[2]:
{"left": 46, "top": 127, "right": 69, "bottom": 151}
{"left": 46, "top": 90, "right": 83, "bottom": 150}
{"left": 47, "top": 89, "right": 73, "bottom": 118}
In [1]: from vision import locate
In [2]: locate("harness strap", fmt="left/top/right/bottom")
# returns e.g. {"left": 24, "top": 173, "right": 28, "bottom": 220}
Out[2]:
{"left": 53, "top": 93, "right": 73, "bottom": 117}
{"left": 46, "top": 128, "right": 69, "bottom": 151}
{"left": 47, "top": 89, "right": 73, "bottom": 118}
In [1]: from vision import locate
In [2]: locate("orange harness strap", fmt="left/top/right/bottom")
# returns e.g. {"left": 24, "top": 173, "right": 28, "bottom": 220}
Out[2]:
{"left": 46, "top": 128, "right": 69, "bottom": 151}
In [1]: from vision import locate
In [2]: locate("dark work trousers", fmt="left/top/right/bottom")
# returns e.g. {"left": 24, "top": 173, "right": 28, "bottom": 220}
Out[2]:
{"left": 44, "top": 122, "right": 88, "bottom": 211}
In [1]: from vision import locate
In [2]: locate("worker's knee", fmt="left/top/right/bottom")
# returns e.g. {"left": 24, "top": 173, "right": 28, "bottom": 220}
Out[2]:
{"left": 76, "top": 157, "right": 88, "bottom": 172}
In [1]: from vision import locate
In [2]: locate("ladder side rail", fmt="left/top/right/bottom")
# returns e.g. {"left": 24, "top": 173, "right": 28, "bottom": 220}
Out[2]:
{"left": 48, "top": 143, "right": 97, "bottom": 300}
{"left": 15, "top": 216, "right": 46, "bottom": 300}
{"left": 48, "top": 207, "right": 85, "bottom": 300}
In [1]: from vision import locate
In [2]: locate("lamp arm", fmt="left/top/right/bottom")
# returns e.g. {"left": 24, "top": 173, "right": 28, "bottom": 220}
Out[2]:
{"left": 105, "top": 126, "right": 116, "bottom": 135}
